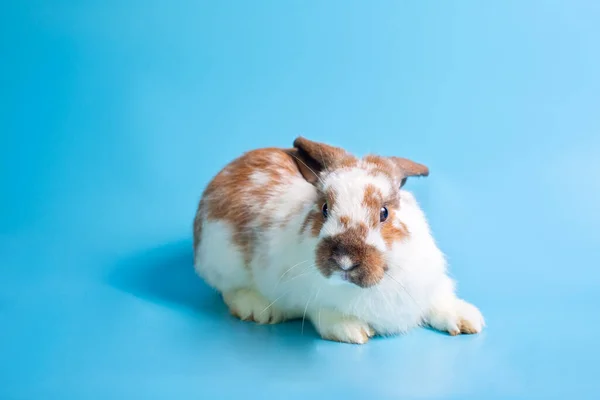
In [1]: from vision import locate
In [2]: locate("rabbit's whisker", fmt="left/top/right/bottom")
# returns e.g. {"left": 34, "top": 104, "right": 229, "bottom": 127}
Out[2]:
{"left": 277, "top": 260, "right": 311, "bottom": 283}
{"left": 259, "top": 290, "right": 291, "bottom": 316}
{"left": 384, "top": 270, "right": 424, "bottom": 313}
{"left": 302, "top": 288, "right": 320, "bottom": 335}
{"left": 281, "top": 264, "right": 317, "bottom": 285}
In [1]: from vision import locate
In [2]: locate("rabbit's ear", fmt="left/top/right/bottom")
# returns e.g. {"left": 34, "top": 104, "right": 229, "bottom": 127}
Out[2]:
{"left": 387, "top": 157, "right": 429, "bottom": 187}
{"left": 287, "top": 137, "right": 352, "bottom": 184}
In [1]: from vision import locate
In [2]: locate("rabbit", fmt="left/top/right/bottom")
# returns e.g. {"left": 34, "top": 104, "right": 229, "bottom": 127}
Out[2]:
{"left": 193, "top": 137, "right": 484, "bottom": 344}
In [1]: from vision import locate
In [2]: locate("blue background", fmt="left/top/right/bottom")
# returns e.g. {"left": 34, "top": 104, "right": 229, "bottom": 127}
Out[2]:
{"left": 2, "top": 1, "right": 600, "bottom": 399}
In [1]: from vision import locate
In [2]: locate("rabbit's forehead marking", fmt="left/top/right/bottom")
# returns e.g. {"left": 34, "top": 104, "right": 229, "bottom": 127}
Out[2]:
{"left": 323, "top": 167, "right": 393, "bottom": 225}
{"left": 318, "top": 164, "right": 407, "bottom": 249}
{"left": 324, "top": 167, "right": 391, "bottom": 205}
{"left": 363, "top": 184, "right": 384, "bottom": 226}
{"left": 317, "top": 169, "right": 382, "bottom": 249}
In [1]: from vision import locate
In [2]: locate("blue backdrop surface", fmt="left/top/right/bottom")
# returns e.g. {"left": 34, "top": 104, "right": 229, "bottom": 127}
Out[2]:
{"left": 2, "top": 1, "right": 600, "bottom": 399}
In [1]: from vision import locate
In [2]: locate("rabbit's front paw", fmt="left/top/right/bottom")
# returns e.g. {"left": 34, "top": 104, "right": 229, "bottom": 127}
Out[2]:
{"left": 427, "top": 298, "right": 485, "bottom": 336}
{"left": 311, "top": 309, "right": 375, "bottom": 344}
{"left": 223, "top": 288, "right": 286, "bottom": 324}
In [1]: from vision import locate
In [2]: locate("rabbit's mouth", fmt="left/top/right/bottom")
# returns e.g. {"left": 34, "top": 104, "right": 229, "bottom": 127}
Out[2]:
{"left": 324, "top": 265, "right": 385, "bottom": 288}
{"left": 326, "top": 270, "right": 354, "bottom": 286}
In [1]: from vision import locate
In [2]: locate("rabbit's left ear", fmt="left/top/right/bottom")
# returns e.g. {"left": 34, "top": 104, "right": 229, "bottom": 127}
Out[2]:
{"left": 288, "top": 137, "right": 352, "bottom": 185}
{"left": 388, "top": 157, "right": 429, "bottom": 187}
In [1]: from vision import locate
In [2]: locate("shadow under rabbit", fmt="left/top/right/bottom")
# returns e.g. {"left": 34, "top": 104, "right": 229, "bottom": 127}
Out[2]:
{"left": 106, "top": 238, "right": 324, "bottom": 342}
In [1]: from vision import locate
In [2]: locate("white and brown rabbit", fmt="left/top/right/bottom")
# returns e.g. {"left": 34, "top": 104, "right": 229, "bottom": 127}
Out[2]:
{"left": 193, "top": 137, "right": 484, "bottom": 344}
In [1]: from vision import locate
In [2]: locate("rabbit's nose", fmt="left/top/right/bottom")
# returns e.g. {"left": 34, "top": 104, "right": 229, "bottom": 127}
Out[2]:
{"left": 333, "top": 255, "right": 360, "bottom": 271}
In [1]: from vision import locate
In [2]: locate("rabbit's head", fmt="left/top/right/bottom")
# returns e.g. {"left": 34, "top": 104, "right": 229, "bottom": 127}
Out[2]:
{"left": 289, "top": 137, "right": 429, "bottom": 288}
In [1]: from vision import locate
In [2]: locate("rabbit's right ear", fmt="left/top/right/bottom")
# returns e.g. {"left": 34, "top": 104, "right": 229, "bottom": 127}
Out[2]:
{"left": 387, "top": 157, "right": 429, "bottom": 188}
{"left": 287, "top": 137, "right": 350, "bottom": 184}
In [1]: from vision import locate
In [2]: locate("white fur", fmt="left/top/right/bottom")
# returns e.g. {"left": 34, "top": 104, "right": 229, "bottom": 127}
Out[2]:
{"left": 336, "top": 255, "right": 354, "bottom": 270}
{"left": 249, "top": 171, "right": 270, "bottom": 186}
{"left": 195, "top": 167, "right": 484, "bottom": 343}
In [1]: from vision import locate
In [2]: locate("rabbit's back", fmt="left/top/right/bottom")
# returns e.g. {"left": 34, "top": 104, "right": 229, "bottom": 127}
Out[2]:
{"left": 193, "top": 148, "right": 316, "bottom": 291}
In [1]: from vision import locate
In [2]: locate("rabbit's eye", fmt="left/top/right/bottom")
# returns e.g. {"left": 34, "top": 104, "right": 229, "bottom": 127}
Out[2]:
{"left": 380, "top": 206, "right": 389, "bottom": 222}
{"left": 322, "top": 203, "right": 328, "bottom": 218}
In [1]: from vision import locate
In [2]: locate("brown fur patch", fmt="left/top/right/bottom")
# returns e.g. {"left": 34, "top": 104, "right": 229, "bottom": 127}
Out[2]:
{"left": 363, "top": 184, "right": 383, "bottom": 226}
{"left": 194, "top": 148, "right": 301, "bottom": 265}
{"left": 381, "top": 212, "right": 408, "bottom": 247}
{"left": 363, "top": 184, "right": 383, "bottom": 206}
{"left": 315, "top": 225, "right": 384, "bottom": 288}
{"left": 337, "top": 157, "right": 359, "bottom": 169}
{"left": 339, "top": 215, "right": 350, "bottom": 228}
{"left": 311, "top": 213, "right": 325, "bottom": 236}
{"left": 300, "top": 193, "right": 327, "bottom": 237}
{"left": 327, "top": 189, "right": 337, "bottom": 211}
{"left": 300, "top": 211, "right": 313, "bottom": 235}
